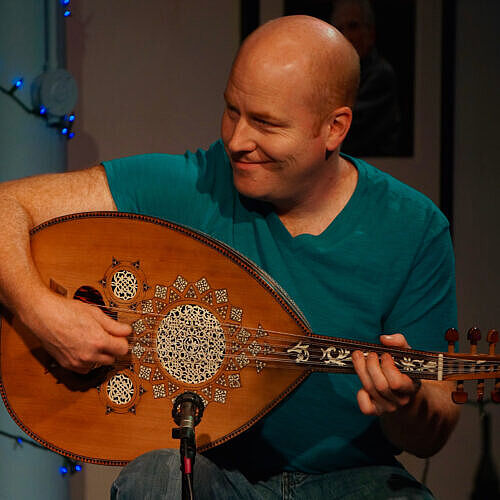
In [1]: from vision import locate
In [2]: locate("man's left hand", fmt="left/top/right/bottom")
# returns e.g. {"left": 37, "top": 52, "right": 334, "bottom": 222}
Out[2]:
{"left": 352, "top": 333, "right": 420, "bottom": 416}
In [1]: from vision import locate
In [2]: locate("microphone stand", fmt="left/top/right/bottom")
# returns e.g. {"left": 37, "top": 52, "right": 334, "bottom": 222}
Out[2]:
{"left": 172, "top": 392, "right": 205, "bottom": 500}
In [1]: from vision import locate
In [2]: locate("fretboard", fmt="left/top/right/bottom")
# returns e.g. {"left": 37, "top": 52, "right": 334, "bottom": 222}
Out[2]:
{"left": 281, "top": 336, "right": 500, "bottom": 381}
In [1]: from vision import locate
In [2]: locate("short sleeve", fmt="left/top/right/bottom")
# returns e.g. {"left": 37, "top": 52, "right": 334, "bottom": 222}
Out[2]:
{"left": 102, "top": 140, "right": 233, "bottom": 231}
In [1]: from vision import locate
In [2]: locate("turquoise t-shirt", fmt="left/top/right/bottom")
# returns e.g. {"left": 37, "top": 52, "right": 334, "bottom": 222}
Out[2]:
{"left": 103, "top": 140, "right": 457, "bottom": 474}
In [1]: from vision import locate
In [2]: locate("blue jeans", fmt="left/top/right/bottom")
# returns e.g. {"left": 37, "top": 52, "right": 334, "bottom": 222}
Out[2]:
{"left": 110, "top": 449, "right": 435, "bottom": 499}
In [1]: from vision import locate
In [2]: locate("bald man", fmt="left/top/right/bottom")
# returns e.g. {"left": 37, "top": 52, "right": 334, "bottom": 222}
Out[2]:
{"left": 0, "top": 16, "right": 458, "bottom": 499}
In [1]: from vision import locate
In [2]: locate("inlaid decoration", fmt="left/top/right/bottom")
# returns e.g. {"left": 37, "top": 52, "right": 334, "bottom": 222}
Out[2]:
{"left": 139, "top": 333, "right": 152, "bottom": 346}
{"left": 214, "top": 388, "right": 227, "bottom": 403}
{"left": 111, "top": 270, "right": 138, "bottom": 301}
{"left": 101, "top": 258, "right": 148, "bottom": 307}
{"left": 261, "top": 343, "right": 274, "bottom": 355}
{"left": 132, "top": 342, "right": 146, "bottom": 359}
{"left": 248, "top": 341, "right": 261, "bottom": 356}
{"left": 321, "top": 346, "right": 351, "bottom": 366}
{"left": 139, "top": 366, "right": 152, "bottom": 380}
{"left": 96, "top": 261, "right": 275, "bottom": 413}
{"left": 107, "top": 373, "right": 134, "bottom": 405}
{"left": 156, "top": 304, "right": 226, "bottom": 384}
{"left": 141, "top": 300, "right": 154, "bottom": 313}
{"left": 226, "top": 359, "right": 238, "bottom": 371}
{"left": 230, "top": 307, "right": 243, "bottom": 322}
{"left": 169, "top": 290, "right": 181, "bottom": 303}
{"left": 231, "top": 342, "right": 242, "bottom": 353}
{"left": 237, "top": 328, "right": 250, "bottom": 344}
{"left": 256, "top": 324, "right": 268, "bottom": 337}
{"left": 394, "top": 357, "right": 438, "bottom": 374}
{"left": 168, "top": 382, "right": 179, "bottom": 395}
{"left": 153, "top": 383, "right": 167, "bottom": 399}
{"left": 132, "top": 319, "right": 146, "bottom": 335}
{"left": 217, "top": 305, "right": 228, "bottom": 318}
{"left": 195, "top": 277, "right": 210, "bottom": 294}
{"left": 155, "top": 300, "right": 166, "bottom": 313}
{"left": 215, "top": 289, "right": 228, "bottom": 303}
{"left": 172, "top": 275, "right": 188, "bottom": 292}
{"left": 202, "top": 293, "right": 214, "bottom": 305}
{"left": 228, "top": 374, "right": 241, "bottom": 388}
{"left": 196, "top": 392, "right": 209, "bottom": 407}
{"left": 256, "top": 360, "right": 266, "bottom": 373}
{"left": 236, "top": 352, "right": 250, "bottom": 369}
{"left": 142, "top": 351, "right": 154, "bottom": 364}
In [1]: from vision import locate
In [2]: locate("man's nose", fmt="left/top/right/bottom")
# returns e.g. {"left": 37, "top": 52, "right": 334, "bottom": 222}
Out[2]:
{"left": 227, "top": 118, "right": 256, "bottom": 153}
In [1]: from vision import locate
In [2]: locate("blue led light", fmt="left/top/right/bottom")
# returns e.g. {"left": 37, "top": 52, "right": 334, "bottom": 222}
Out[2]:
{"left": 60, "top": 466, "right": 68, "bottom": 475}
{"left": 68, "top": 132, "right": 75, "bottom": 139}
{"left": 39, "top": 106, "right": 47, "bottom": 115}
{"left": 16, "top": 438, "right": 22, "bottom": 444}
{"left": 68, "top": 113, "right": 75, "bottom": 122}
{"left": 14, "top": 78, "right": 24, "bottom": 88}
{"left": 74, "top": 464, "right": 82, "bottom": 471}
{"left": 61, "top": 127, "right": 68, "bottom": 135}
{"left": 62, "top": 0, "right": 70, "bottom": 5}
{"left": 63, "top": 9, "right": 71, "bottom": 17}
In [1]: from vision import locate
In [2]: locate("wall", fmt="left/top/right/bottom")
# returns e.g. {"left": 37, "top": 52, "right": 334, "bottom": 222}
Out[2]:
{"left": 452, "top": 0, "right": 500, "bottom": 495}
{"left": 67, "top": 0, "right": 239, "bottom": 171}
{"left": 0, "top": 1, "right": 70, "bottom": 499}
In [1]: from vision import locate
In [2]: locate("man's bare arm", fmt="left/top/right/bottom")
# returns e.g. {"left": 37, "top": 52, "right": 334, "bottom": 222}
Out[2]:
{"left": 0, "top": 166, "right": 131, "bottom": 373}
{"left": 378, "top": 379, "right": 460, "bottom": 458}
{"left": 353, "top": 334, "right": 460, "bottom": 457}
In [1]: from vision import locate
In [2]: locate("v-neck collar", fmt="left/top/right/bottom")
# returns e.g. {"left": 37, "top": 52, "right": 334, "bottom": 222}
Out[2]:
{"left": 265, "top": 154, "right": 367, "bottom": 248}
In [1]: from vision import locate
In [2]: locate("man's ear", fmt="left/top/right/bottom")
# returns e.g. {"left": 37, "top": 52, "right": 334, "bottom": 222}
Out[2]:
{"left": 325, "top": 106, "right": 353, "bottom": 152}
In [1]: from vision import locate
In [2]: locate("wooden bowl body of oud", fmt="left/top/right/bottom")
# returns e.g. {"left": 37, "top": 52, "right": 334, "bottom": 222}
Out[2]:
{"left": 0, "top": 213, "right": 310, "bottom": 465}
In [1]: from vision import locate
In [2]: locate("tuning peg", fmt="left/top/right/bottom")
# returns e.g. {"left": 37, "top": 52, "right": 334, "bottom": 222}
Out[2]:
{"left": 492, "top": 379, "right": 500, "bottom": 404}
{"left": 467, "top": 327, "right": 481, "bottom": 354}
{"left": 445, "top": 328, "right": 459, "bottom": 353}
{"left": 452, "top": 380, "right": 468, "bottom": 404}
{"left": 487, "top": 329, "right": 498, "bottom": 355}
{"left": 476, "top": 380, "right": 485, "bottom": 401}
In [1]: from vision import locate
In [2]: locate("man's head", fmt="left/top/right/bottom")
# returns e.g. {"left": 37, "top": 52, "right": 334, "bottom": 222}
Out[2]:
{"left": 221, "top": 15, "right": 359, "bottom": 210}
{"left": 330, "top": 0, "right": 376, "bottom": 59}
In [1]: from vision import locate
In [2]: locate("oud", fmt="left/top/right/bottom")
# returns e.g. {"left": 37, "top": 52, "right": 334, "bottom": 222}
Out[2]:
{"left": 0, "top": 213, "right": 498, "bottom": 466}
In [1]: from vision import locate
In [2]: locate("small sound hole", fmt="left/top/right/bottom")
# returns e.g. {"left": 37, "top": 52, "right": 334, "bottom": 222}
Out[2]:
{"left": 73, "top": 286, "right": 117, "bottom": 320}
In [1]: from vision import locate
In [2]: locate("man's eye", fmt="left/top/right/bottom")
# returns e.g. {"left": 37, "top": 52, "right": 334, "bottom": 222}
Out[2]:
{"left": 255, "top": 117, "right": 274, "bottom": 126}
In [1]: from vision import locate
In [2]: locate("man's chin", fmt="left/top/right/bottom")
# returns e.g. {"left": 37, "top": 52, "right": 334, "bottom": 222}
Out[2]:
{"left": 232, "top": 175, "right": 269, "bottom": 202}
{"left": 234, "top": 185, "right": 268, "bottom": 202}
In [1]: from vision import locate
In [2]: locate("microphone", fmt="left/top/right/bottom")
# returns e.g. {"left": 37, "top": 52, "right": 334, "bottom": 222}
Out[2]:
{"left": 172, "top": 392, "right": 204, "bottom": 432}
{"left": 172, "top": 392, "right": 205, "bottom": 498}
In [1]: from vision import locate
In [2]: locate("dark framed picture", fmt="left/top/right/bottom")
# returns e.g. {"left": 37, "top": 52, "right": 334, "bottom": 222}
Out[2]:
{"left": 284, "top": 0, "right": 415, "bottom": 158}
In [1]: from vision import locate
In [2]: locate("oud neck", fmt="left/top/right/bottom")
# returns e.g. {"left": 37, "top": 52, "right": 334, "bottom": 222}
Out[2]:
{"left": 284, "top": 336, "right": 500, "bottom": 381}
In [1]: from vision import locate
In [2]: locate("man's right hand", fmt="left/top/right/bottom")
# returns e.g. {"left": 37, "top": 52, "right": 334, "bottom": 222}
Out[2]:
{"left": 21, "top": 292, "right": 132, "bottom": 374}
{"left": 0, "top": 165, "right": 125, "bottom": 374}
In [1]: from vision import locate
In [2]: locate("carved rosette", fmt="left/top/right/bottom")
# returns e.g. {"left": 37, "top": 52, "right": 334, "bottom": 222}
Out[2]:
{"left": 100, "top": 258, "right": 148, "bottom": 308}
{"left": 97, "top": 258, "right": 273, "bottom": 414}
{"left": 98, "top": 368, "right": 144, "bottom": 414}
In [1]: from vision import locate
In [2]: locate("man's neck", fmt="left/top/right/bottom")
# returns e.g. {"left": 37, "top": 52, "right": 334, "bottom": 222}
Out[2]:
{"left": 277, "top": 156, "right": 358, "bottom": 237}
